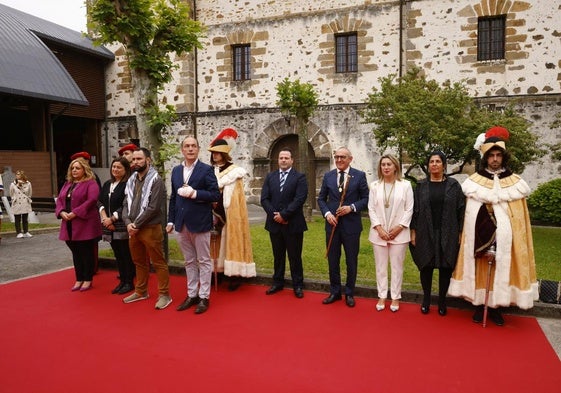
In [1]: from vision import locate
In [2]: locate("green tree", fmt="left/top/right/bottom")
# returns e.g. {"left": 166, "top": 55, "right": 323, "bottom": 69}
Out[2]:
{"left": 549, "top": 112, "right": 561, "bottom": 161}
{"left": 276, "top": 78, "right": 319, "bottom": 221}
{"left": 362, "top": 68, "right": 542, "bottom": 178}
{"left": 88, "top": 0, "right": 205, "bottom": 167}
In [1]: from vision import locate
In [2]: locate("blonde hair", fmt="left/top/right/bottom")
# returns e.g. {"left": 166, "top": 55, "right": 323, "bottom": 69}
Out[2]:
{"left": 15, "top": 170, "right": 28, "bottom": 182}
{"left": 377, "top": 154, "right": 403, "bottom": 181}
{"left": 66, "top": 158, "right": 95, "bottom": 182}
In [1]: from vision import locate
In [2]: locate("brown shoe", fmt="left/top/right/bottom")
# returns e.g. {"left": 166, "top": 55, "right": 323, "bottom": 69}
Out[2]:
{"left": 194, "top": 298, "right": 209, "bottom": 314}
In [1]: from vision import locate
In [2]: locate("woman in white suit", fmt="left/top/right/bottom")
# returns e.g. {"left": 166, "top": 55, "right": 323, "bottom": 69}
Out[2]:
{"left": 368, "top": 154, "right": 414, "bottom": 312}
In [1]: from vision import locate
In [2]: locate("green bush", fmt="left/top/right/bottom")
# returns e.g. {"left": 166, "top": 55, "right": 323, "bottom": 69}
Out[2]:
{"left": 528, "top": 178, "right": 561, "bottom": 225}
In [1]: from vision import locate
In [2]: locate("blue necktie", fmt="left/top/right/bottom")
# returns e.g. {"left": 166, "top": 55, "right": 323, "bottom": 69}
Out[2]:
{"left": 280, "top": 171, "right": 287, "bottom": 192}
{"left": 338, "top": 171, "right": 345, "bottom": 192}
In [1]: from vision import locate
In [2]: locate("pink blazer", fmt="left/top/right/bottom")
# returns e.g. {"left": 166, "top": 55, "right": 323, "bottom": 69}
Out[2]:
{"left": 55, "top": 179, "right": 102, "bottom": 241}
{"left": 367, "top": 179, "right": 413, "bottom": 246}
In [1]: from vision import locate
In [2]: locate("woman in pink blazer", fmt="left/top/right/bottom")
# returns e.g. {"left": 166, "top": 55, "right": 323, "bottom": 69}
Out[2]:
{"left": 368, "top": 154, "right": 413, "bottom": 312}
{"left": 55, "top": 158, "right": 102, "bottom": 292}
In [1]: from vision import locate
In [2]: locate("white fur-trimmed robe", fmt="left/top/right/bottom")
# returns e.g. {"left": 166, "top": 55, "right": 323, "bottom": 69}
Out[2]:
{"left": 448, "top": 172, "right": 538, "bottom": 309}
{"left": 214, "top": 165, "right": 256, "bottom": 277}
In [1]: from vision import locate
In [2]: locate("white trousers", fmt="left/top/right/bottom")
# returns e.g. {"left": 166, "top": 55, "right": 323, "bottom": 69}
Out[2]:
{"left": 176, "top": 227, "right": 212, "bottom": 299}
{"left": 373, "top": 243, "right": 408, "bottom": 300}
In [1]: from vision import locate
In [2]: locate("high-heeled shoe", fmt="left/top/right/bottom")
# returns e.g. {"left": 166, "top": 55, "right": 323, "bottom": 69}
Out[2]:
{"left": 376, "top": 299, "right": 385, "bottom": 311}
{"left": 390, "top": 300, "right": 400, "bottom": 312}
{"left": 80, "top": 282, "right": 93, "bottom": 292}
{"left": 71, "top": 282, "right": 83, "bottom": 292}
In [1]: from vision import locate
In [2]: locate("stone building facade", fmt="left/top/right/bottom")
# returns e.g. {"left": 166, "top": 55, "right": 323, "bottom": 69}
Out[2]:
{"left": 102, "top": 0, "right": 561, "bottom": 203}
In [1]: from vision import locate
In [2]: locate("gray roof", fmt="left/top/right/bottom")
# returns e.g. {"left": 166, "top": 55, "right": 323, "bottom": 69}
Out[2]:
{"left": 0, "top": 4, "right": 114, "bottom": 106}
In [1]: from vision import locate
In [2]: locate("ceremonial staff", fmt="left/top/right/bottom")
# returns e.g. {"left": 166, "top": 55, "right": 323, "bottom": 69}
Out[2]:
{"left": 325, "top": 174, "right": 351, "bottom": 258}
{"left": 482, "top": 243, "right": 496, "bottom": 328}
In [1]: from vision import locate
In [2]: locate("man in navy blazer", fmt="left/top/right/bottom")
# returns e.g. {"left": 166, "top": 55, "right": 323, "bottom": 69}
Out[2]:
{"left": 317, "top": 147, "right": 369, "bottom": 307}
{"left": 261, "top": 148, "right": 308, "bottom": 298}
{"left": 167, "top": 136, "right": 220, "bottom": 314}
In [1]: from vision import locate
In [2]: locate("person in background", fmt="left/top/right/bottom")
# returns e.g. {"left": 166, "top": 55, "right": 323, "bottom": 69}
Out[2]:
{"left": 410, "top": 151, "right": 465, "bottom": 316}
{"left": 122, "top": 148, "right": 172, "bottom": 310}
{"left": 55, "top": 158, "right": 102, "bottom": 292}
{"left": 10, "top": 170, "right": 33, "bottom": 238}
{"left": 208, "top": 129, "right": 256, "bottom": 291}
{"left": 368, "top": 154, "right": 413, "bottom": 313}
{"left": 317, "top": 146, "right": 369, "bottom": 308}
{"left": 449, "top": 126, "right": 538, "bottom": 326}
{"left": 0, "top": 170, "right": 4, "bottom": 244}
{"left": 261, "top": 147, "right": 308, "bottom": 298}
{"left": 168, "top": 136, "right": 220, "bottom": 314}
{"left": 99, "top": 157, "right": 135, "bottom": 295}
{"left": 118, "top": 143, "right": 139, "bottom": 164}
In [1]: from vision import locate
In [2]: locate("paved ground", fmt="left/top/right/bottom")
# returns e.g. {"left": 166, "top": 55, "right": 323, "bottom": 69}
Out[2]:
{"left": 1, "top": 207, "right": 559, "bottom": 360}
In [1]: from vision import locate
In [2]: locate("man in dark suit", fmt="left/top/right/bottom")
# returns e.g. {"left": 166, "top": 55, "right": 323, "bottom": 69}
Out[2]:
{"left": 167, "top": 136, "right": 220, "bottom": 314}
{"left": 317, "top": 147, "right": 369, "bottom": 307}
{"left": 261, "top": 148, "right": 308, "bottom": 298}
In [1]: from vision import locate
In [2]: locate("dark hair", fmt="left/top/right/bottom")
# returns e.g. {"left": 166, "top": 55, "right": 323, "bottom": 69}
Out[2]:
{"left": 135, "top": 147, "right": 151, "bottom": 158}
{"left": 427, "top": 150, "right": 447, "bottom": 169}
{"left": 279, "top": 147, "right": 293, "bottom": 158}
{"left": 109, "top": 157, "right": 131, "bottom": 182}
{"left": 480, "top": 145, "right": 510, "bottom": 170}
{"left": 210, "top": 151, "right": 232, "bottom": 165}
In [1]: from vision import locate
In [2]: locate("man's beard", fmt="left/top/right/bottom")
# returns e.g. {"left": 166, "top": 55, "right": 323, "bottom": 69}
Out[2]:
{"left": 133, "top": 163, "right": 147, "bottom": 173}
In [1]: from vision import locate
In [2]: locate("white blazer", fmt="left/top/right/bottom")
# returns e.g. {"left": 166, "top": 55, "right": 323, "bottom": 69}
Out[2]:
{"left": 368, "top": 179, "right": 414, "bottom": 246}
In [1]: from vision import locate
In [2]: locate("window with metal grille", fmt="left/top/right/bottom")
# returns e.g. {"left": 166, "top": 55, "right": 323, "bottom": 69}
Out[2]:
{"left": 477, "top": 15, "right": 506, "bottom": 61}
{"left": 232, "top": 44, "right": 251, "bottom": 81}
{"left": 335, "top": 33, "right": 358, "bottom": 73}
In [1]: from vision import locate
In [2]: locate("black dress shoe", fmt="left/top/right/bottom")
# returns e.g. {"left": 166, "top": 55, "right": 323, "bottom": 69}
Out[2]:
{"left": 265, "top": 286, "right": 283, "bottom": 295}
{"left": 112, "top": 282, "right": 124, "bottom": 294}
{"left": 117, "top": 283, "right": 134, "bottom": 295}
{"left": 294, "top": 288, "right": 304, "bottom": 298}
{"left": 194, "top": 298, "right": 209, "bottom": 314}
{"left": 438, "top": 305, "right": 447, "bottom": 316}
{"left": 472, "top": 306, "right": 484, "bottom": 323}
{"left": 421, "top": 304, "right": 430, "bottom": 314}
{"left": 345, "top": 295, "right": 355, "bottom": 308}
{"left": 322, "top": 293, "right": 342, "bottom": 304}
{"left": 177, "top": 296, "right": 200, "bottom": 311}
{"left": 489, "top": 308, "right": 504, "bottom": 326}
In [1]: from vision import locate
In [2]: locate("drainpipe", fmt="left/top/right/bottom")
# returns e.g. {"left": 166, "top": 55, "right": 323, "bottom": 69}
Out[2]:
{"left": 399, "top": 0, "right": 405, "bottom": 78}
{"left": 49, "top": 104, "right": 70, "bottom": 196}
{"left": 193, "top": 0, "right": 199, "bottom": 138}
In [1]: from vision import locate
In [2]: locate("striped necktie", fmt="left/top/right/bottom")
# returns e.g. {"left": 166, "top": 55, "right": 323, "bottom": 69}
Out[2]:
{"left": 280, "top": 171, "right": 287, "bottom": 192}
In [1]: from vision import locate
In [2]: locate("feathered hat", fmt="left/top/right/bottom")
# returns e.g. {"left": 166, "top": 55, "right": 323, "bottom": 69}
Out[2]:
{"left": 208, "top": 128, "right": 238, "bottom": 154}
{"left": 474, "top": 126, "right": 509, "bottom": 157}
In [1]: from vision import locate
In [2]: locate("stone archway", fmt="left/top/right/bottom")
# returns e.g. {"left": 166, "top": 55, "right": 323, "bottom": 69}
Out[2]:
{"left": 251, "top": 118, "right": 331, "bottom": 208}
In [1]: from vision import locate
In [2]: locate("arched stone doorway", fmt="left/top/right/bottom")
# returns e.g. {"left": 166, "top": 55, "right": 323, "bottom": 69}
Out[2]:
{"left": 251, "top": 118, "right": 331, "bottom": 208}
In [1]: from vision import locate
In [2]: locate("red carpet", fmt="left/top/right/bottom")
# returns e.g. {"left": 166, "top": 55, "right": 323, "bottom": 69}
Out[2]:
{"left": 1, "top": 269, "right": 559, "bottom": 393}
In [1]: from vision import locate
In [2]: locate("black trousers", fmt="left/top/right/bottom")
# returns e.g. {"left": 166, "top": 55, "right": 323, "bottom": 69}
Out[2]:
{"left": 269, "top": 228, "right": 304, "bottom": 289}
{"left": 110, "top": 238, "right": 135, "bottom": 284}
{"left": 14, "top": 213, "right": 29, "bottom": 234}
{"left": 66, "top": 239, "right": 97, "bottom": 281}
{"left": 420, "top": 267, "right": 453, "bottom": 305}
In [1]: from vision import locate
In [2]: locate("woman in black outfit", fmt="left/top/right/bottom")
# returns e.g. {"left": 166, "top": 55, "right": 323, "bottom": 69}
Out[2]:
{"left": 410, "top": 151, "right": 465, "bottom": 316}
{"left": 99, "top": 157, "right": 135, "bottom": 294}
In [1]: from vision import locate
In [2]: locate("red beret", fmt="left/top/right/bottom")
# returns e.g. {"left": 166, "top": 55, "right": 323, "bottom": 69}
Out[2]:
{"left": 118, "top": 143, "right": 139, "bottom": 156}
{"left": 70, "top": 151, "right": 91, "bottom": 161}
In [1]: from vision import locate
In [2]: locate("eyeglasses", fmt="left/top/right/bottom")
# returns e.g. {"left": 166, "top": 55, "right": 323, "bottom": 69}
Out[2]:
{"left": 333, "top": 155, "right": 348, "bottom": 160}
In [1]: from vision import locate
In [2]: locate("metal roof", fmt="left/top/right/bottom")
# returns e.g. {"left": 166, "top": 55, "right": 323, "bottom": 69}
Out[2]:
{"left": 0, "top": 4, "right": 114, "bottom": 106}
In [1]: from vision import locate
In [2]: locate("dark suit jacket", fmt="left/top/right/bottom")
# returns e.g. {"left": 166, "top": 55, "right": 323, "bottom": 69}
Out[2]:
{"left": 261, "top": 169, "right": 308, "bottom": 234}
{"left": 168, "top": 161, "right": 220, "bottom": 233}
{"left": 317, "top": 167, "right": 369, "bottom": 235}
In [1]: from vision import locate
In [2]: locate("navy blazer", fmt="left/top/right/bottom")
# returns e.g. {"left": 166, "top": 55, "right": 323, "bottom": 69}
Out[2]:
{"left": 261, "top": 169, "right": 308, "bottom": 234}
{"left": 317, "top": 167, "right": 369, "bottom": 235}
{"left": 168, "top": 161, "right": 220, "bottom": 233}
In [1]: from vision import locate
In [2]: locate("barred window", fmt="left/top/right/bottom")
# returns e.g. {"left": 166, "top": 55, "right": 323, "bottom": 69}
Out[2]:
{"left": 232, "top": 44, "right": 251, "bottom": 81}
{"left": 478, "top": 15, "right": 506, "bottom": 61}
{"left": 335, "top": 33, "right": 358, "bottom": 73}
